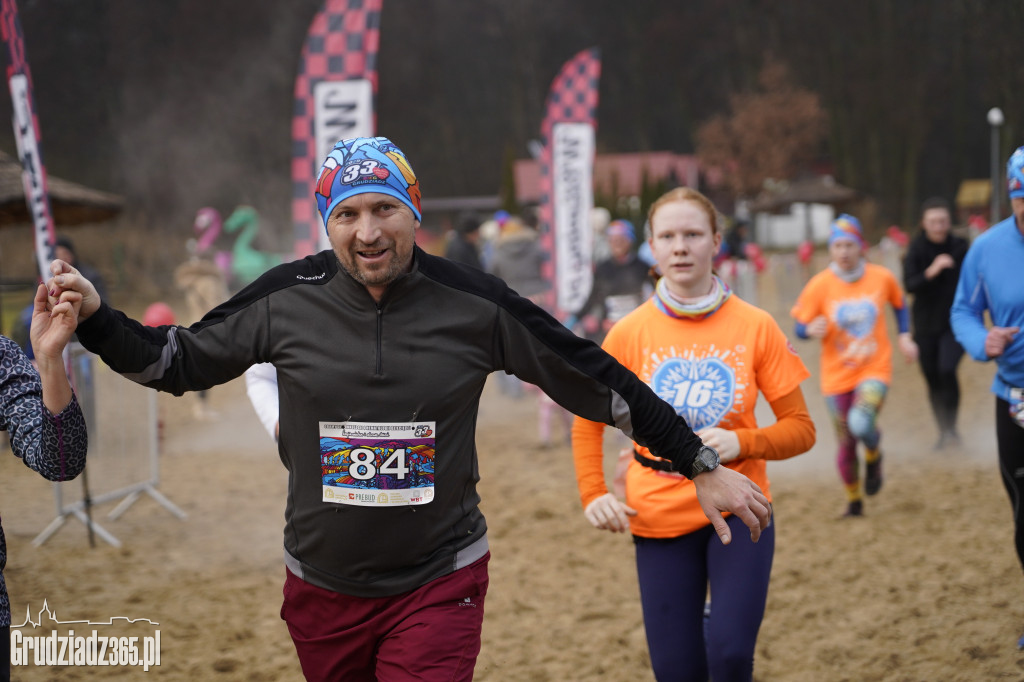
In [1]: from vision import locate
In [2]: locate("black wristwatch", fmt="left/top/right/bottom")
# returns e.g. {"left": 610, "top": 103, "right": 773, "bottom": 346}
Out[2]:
{"left": 688, "top": 445, "right": 721, "bottom": 478}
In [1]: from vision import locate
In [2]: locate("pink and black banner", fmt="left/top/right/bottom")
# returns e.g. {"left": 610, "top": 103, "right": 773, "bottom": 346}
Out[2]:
{"left": 1, "top": 0, "right": 56, "bottom": 280}
{"left": 538, "top": 47, "right": 601, "bottom": 318}
{"left": 292, "top": 0, "right": 383, "bottom": 257}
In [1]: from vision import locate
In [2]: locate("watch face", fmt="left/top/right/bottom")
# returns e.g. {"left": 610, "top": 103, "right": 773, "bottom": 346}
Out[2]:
{"left": 688, "top": 446, "right": 719, "bottom": 477}
{"left": 697, "top": 446, "right": 719, "bottom": 472}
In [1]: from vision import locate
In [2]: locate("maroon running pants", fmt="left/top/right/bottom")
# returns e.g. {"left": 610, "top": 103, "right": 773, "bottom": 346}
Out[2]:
{"left": 281, "top": 553, "right": 489, "bottom": 681}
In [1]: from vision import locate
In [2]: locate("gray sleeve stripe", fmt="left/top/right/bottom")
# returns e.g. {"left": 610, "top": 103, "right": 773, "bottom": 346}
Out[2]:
{"left": 611, "top": 390, "right": 634, "bottom": 438}
{"left": 123, "top": 327, "right": 179, "bottom": 384}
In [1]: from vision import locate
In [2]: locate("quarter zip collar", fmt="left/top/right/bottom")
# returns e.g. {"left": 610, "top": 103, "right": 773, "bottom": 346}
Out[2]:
{"left": 330, "top": 247, "right": 422, "bottom": 309}
{"left": 328, "top": 248, "right": 424, "bottom": 377}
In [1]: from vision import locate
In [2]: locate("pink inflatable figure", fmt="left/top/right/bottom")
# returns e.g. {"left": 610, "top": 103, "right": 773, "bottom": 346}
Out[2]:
{"left": 192, "top": 207, "right": 233, "bottom": 283}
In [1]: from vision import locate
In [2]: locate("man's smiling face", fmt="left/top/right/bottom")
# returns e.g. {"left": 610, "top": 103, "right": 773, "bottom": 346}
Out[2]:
{"left": 326, "top": 192, "right": 419, "bottom": 301}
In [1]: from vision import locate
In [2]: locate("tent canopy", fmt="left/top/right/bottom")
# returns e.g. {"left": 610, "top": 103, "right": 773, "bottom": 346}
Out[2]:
{"left": 0, "top": 151, "right": 124, "bottom": 226}
{"left": 747, "top": 175, "right": 859, "bottom": 213}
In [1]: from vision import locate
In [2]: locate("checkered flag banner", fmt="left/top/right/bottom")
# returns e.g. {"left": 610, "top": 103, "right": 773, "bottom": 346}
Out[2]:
{"left": 538, "top": 47, "right": 601, "bottom": 318}
{"left": 292, "top": 0, "right": 384, "bottom": 257}
{"left": 1, "top": 0, "right": 57, "bottom": 280}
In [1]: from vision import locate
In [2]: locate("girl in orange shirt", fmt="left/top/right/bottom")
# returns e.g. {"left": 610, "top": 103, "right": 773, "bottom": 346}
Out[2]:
{"left": 791, "top": 215, "right": 918, "bottom": 517}
{"left": 572, "top": 188, "right": 815, "bottom": 682}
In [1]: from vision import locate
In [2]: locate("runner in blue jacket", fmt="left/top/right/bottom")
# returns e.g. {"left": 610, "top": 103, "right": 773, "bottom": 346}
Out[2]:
{"left": 951, "top": 145, "right": 1024, "bottom": 648}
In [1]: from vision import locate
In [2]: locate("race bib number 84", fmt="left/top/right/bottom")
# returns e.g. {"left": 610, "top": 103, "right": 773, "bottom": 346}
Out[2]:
{"left": 319, "top": 421, "right": 436, "bottom": 507}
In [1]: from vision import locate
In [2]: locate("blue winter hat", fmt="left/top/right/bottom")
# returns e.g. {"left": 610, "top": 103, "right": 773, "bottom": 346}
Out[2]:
{"left": 607, "top": 219, "right": 636, "bottom": 242}
{"left": 1007, "top": 146, "right": 1024, "bottom": 200}
{"left": 315, "top": 136, "right": 422, "bottom": 229}
{"left": 828, "top": 214, "right": 865, "bottom": 248}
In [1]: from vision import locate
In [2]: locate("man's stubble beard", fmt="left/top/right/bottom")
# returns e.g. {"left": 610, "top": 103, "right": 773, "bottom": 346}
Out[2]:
{"left": 336, "top": 243, "right": 411, "bottom": 290}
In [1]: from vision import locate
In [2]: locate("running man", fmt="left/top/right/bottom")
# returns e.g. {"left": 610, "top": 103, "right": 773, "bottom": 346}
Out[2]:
{"left": 47, "top": 136, "right": 771, "bottom": 682}
{"left": 951, "top": 146, "right": 1024, "bottom": 648}
{"left": 903, "top": 197, "right": 968, "bottom": 449}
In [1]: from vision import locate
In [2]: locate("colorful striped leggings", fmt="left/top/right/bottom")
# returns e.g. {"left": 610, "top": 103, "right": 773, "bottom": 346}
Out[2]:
{"left": 824, "top": 379, "right": 888, "bottom": 487}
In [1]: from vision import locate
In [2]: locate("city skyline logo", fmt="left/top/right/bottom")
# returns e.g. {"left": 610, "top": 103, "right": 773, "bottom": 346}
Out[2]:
{"left": 10, "top": 599, "right": 161, "bottom": 672}
{"left": 12, "top": 599, "right": 160, "bottom": 628}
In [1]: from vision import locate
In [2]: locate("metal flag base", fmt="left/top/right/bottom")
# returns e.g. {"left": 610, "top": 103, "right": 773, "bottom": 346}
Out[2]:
{"left": 33, "top": 351, "right": 187, "bottom": 548}
{"left": 32, "top": 479, "right": 188, "bottom": 549}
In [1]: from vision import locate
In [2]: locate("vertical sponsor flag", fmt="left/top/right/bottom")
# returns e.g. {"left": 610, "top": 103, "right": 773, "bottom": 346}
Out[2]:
{"left": 2, "top": 1, "right": 98, "bottom": 547}
{"left": 292, "top": 0, "right": 383, "bottom": 257}
{"left": 1, "top": 0, "right": 56, "bottom": 280}
{"left": 538, "top": 48, "right": 601, "bottom": 318}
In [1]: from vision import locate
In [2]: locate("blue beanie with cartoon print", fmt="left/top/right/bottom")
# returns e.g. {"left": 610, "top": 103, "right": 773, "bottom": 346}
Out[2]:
{"left": 315, "top": 136, "right": 422, "bottom": 229}
{"left": 1007, "top": 146, "right": 1024, "bottom": 200}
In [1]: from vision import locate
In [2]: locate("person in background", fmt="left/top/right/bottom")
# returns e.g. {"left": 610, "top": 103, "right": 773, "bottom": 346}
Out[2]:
{"left": 49, "top": 136, "right": 770, "bottom": 682}
{"left": 1, "top": 282, "right": 88, "bottom": 682}
{"left": 902, "top": 197, "right": 968, "bottom": 449}
{"left": 54, "top": 237, "right": 108, "bottom": 302}
{"left": 443, "top": 212, "right": 483, "bottom": 270}
{"left": 488, "top": 214, "right": 548, "bottom": 400}
{"left": 12, "top": 236, "right": 109, "bottom": 361}
{"left": 721, "top": 219, "right": 750, "bottom": 262}
{"left": 567, "top": 219, "right": 652, "bottom": 344}
{"left": 791, "top": 214, "right": 918, "bottom": 517}
{"left": 175, "top": 212, "right": 232, "bottom": 420}
{"left": 951, "top": 146, "right": 1024, "bottom": 649}
{"left": 488, "top": 215, "right": 548, "bottom": 301}
{"left": 573, "top": 187, "right": 815, "bottom": 682}
{"left": 489, "top": 213, "right": 576, "bottom": 444}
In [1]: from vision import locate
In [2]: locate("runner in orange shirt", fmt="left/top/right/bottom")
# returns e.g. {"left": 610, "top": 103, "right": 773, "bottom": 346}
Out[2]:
{"left": 573, "top": 187, "right": 816, "bottom": 682}
{"left": 791, "top": 214, "right": 918, "bottom": 517}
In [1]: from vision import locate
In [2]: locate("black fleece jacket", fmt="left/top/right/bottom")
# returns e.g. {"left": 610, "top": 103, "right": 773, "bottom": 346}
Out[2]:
{"left": 75, "top": 247, "right": 704, "bottom": 596}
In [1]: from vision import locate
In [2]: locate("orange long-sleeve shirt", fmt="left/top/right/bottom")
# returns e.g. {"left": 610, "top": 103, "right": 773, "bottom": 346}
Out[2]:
{"left": 572, "top": 295, "right": 815, "bottom": 538}
{"left": 790, "top": 263, "right": 906, "bottom": 395}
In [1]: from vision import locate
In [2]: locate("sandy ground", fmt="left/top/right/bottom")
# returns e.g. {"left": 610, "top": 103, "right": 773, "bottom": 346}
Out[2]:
{"left": 2, "top": 251, "right": 1024, "bottom": 681}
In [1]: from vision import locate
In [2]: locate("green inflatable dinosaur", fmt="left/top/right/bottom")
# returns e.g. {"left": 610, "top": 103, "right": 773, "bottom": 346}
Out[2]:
{"left": 223, "top": 206, "right": 283, "bottom": 287}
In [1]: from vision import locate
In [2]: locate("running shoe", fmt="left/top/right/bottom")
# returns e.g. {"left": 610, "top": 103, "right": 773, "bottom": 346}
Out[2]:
{"left": 1018, "top": 632, "right": 1024, "bottom": 650}
{"left": 936, "top": 430, "right": 962, "bottom": 450}
{"left": 842, "top": 499, "right": 863, "bottom": 518}
{"left": 865, "top": 454, "right": 883, "bottom": 496}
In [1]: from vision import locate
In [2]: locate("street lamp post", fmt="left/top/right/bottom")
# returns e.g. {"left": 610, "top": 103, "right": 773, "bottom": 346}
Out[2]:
{"left": 988, "top": 107, "right": 1004, "bottom": 224}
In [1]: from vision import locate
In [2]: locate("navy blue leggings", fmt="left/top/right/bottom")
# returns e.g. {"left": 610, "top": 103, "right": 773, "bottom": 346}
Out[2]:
{"left": 634, "top": 514, "right": 775, "bottom": 682}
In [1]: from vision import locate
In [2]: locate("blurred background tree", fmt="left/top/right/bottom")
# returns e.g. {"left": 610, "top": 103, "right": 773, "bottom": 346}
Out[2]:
{"left": 696, "top": 58, "right": 828, "bottom": 199}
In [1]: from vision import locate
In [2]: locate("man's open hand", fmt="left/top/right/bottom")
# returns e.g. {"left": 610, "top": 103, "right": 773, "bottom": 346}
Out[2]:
{"left": 692, "top": 466, "right": 771, "bottom": 544}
